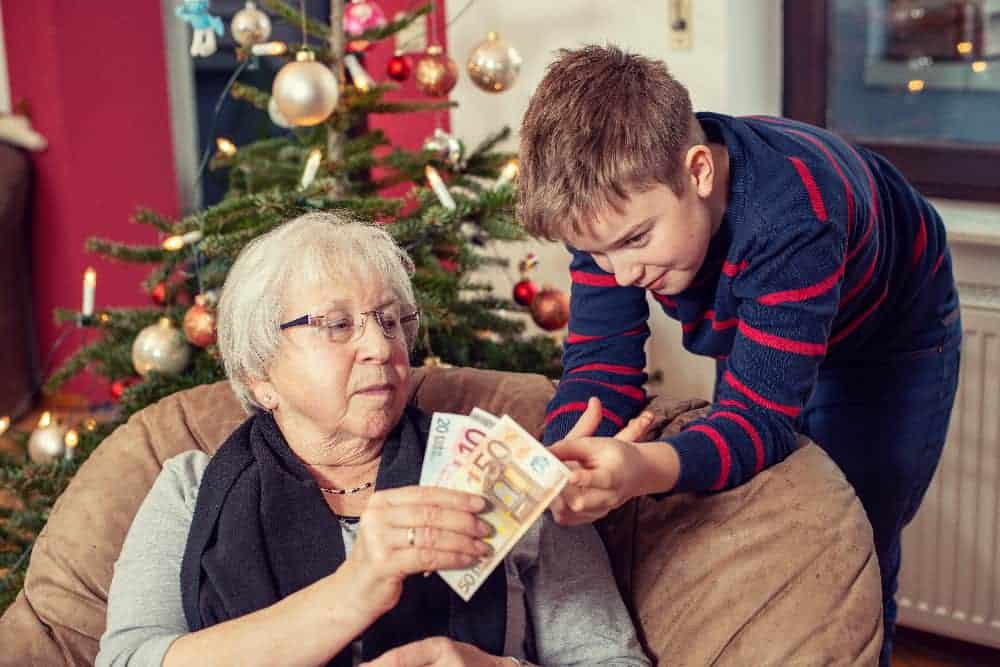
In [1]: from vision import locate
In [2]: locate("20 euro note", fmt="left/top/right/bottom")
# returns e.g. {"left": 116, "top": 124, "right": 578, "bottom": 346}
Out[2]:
{"left": 438, "top": 415, "right": 570, "bottom": 601}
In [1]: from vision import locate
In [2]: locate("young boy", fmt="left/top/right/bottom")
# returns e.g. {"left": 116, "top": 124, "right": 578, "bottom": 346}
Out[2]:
{"left": 520, "top": 46, "right": 961, "bottom": 665}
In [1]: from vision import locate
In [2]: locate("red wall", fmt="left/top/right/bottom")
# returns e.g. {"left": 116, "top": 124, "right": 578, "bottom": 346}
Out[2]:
{"left": 4, "top": 1, "right": 448, "bottom": 399}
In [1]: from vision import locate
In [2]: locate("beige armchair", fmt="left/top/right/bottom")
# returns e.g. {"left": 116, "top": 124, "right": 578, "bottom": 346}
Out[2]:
{"left": 0, "top": 366, "right": 881, "bottom": 665}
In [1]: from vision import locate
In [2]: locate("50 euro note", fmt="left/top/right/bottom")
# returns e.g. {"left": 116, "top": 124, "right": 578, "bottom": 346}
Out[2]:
{"left": 437, "top": 415, "right": 570, "bottom": 601}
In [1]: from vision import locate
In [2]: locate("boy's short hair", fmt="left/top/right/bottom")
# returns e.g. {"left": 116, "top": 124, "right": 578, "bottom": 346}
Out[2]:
{"left": 518, "top": 44, "right": 703, "bottom": 241}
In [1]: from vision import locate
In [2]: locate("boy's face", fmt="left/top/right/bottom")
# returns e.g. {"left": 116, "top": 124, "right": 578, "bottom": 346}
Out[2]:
{"left": 567, "top": 182, "right": 717, "bottom": 296}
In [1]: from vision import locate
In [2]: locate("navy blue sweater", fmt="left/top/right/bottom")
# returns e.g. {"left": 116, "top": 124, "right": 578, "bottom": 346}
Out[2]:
{"left": 541, "top": 113, "right": 959, "bottom": 493}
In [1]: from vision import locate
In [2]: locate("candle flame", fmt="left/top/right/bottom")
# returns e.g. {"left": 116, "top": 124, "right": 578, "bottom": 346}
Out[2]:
{"left": 0, "top": 416, "right": 9, "bottom": 436}
{"left": 162, "top": 235, "right": 184, "bottom": 251}
{"left": 216, "top": 137, "right": 237, "bottom": 157}
{"left": 65, "top": 429, "right": 79, "bottom": 449}
{"left": 84, "top": 267, "right": 96, "bottom": 288}
{"left": 38, "top": 411, "right": 52, "bottom": 428}
{"left": 85, "top": 418, "right": 98, "bottom": 431}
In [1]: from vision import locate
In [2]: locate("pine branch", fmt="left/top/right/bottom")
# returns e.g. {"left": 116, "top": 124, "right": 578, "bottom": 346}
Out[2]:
{"left": 86, "top": 238, "right": 166, "bottom": 264}
{"left": 131, "top": 208, "right": 176, "bottom": 233}
{"left": 355, "top": 3, "right": 432, "bottom": 43}
{"left": 260, "top": 0, "right": 331, "bottom": 40}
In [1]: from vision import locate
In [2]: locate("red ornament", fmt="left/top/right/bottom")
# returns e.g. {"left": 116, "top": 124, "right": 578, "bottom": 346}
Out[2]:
{"left": 513, "top": 278, "right": 538, "bottom": 306}
{"left": 182, "top": 297, "right": 218, "bottom": 348}
{"left": 150, "top": 282, "right": 167, "bottom": 305}
{"left": 110, "top": 377, "right": 139, "bottom": 401}
{"left": 386, "top": 52, "right": 412, "bottom": 82}
{"left": 530, "top": 287, "right": 570, "bottom": 331}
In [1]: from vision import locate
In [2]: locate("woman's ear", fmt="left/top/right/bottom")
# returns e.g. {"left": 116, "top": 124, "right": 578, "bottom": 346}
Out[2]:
{"left": 683, "top": 144, "right": 715, "bottom": 199}
{"left": 248, "top": 378, "right": 278, "bottom": 411}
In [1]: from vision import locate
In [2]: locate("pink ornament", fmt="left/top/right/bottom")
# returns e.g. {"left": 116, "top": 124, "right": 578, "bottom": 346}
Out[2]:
{"left": 342, "top": 1, "right": 387, "bottom": 52}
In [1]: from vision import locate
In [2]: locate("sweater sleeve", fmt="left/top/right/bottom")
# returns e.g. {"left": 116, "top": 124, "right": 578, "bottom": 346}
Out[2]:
{"left": 667, "top": 214, "right": 846, "bottom": 492}
{"left": 541, "top": 248, "right": 651, "bottom": 445}
{"left": 96, "top": 450, "right": 209, "bottom": 667}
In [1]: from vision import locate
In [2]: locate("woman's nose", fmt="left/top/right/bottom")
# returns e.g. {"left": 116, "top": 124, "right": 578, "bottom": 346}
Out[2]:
{"left": 355, "top": 316, "right": 393, "bottom": 360}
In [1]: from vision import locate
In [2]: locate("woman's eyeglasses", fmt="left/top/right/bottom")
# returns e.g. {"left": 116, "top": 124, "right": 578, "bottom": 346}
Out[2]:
{"left": 279, "top": 307, "right": 420, "bottom": 345}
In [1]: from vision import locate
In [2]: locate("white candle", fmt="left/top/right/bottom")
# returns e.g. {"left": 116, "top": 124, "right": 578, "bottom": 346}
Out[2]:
{"left": 64, "top": 429, "right": 79, "bottom": 461}
{"left": 251, "top": 41, "right": 288, "bottom": 56}
{"left": 82, "top": 267, "right": 96, "bottom": 317}
{"left": 425, "top": 165, "right": 456, "bottom": 210}
{"left": 344, "top": 54, "right": 374, "bottom": 92}
{"left": 300, "top": 148, "right": 323, "bottom": 189}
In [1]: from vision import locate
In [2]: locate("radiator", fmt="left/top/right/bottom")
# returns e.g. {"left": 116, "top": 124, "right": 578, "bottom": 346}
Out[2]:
{"left": 897, "top": 289, "right": 1000, "bottom": 649}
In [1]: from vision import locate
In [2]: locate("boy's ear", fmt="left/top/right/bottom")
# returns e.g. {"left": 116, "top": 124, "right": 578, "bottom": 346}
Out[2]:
{"left": 683, "top": 144, "right": 715, "bottom": 199}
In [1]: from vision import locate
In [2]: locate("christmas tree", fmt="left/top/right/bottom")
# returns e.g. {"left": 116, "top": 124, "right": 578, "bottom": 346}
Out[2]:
{"left": 0, "top": 0, "right": 565, "bottom": 612}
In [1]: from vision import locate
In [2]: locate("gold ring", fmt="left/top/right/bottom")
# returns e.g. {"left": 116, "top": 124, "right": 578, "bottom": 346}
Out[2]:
{"left": 407, "top": 526, "right": 416, "bottom": 547}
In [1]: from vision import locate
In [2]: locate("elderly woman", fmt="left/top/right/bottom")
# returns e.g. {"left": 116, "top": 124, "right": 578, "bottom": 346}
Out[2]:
{"left": 98, "top": 213, "right": 650, "bottom": 667}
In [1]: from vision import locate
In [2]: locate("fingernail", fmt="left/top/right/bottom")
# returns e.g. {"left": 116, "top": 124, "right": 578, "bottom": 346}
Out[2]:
{"left": 469, "top": 495, "right": 487, "bottom": 511}
{"left": 477, "top": 540, "right": 493, "bottom": 556}
{"left": 477, "top": 519, "right": 494, "bottom": 537}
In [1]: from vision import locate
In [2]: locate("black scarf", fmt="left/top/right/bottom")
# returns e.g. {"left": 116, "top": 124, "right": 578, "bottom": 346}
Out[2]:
{"left": 180, "top": 405, "right": 506, "bottom": 666}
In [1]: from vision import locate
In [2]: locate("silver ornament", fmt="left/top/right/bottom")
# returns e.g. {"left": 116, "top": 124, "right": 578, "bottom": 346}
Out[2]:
{"left": 268, "top": 96, "right": 292, "bottom": 128}
{"left": 466, "top": 32, "right": 522, "bottom": 93}
{"left": 422, "top": 128, "right": 463, "bottom": 166}
{"left": 231, "top": 2, "right": 272, "bottom": 47}
{"left": 272, "top": 50, "right": 339, "bottom": 127}
{"left": 28, "top": 418, "right": 67, "bottom": 464}
{"left": 132, "top": 318, "right": 192, "bottom": 377}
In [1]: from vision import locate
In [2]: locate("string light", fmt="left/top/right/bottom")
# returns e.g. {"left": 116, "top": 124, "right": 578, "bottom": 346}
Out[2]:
{"left": 907, "top": 79, "right": 925, "bottom": 93}
{"left": 84, "top": 418, "right": 98, "bottom": 432}
{"left": 37, "top": 411, "right": 52, "bottom": 428}
{"left": 251, "top": 41, "right": 288, "bottom": 56}
{"left": 956, "top": 41, "right": 973, "bottom": 55}
{"left": 972, "top": 60, "right": 987, "bottom": 73}
{"left": 215, "top": 137, "right": 237, "bottom": 157}
{"left": 344, "top": 54, "right": 375, "bottom": 92}
{"left": 64, "top": 430, "right": 79, "bottom": 449}
{"left": 82, "top": 267, "right": 96, "bottom": 317}
{"left": 494, "top": 158, "right": 519, "bottom": 189}
{"left": 99, "top": 312, "right": 111, "bottom": 325}
{"left": 0, "top": 416, "right": 9, "bottom": 436}
{"left": 162, "top": 230, "right": 204, "bottom": 251}
{"left": 425, "top": 165, "right": 456, "bottom": 210}
{"left": 300, "top": 148, "right": 323, "bottom": 189}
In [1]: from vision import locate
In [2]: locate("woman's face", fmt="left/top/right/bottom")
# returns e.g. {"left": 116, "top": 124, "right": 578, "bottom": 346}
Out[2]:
{"left": 254, "top": 272, "right": 413, "bottom": 457}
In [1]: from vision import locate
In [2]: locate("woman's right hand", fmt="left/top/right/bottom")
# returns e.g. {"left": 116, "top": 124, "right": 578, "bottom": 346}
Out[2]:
{"left": 342, "top": 487, "right": 492, "bottom": 618}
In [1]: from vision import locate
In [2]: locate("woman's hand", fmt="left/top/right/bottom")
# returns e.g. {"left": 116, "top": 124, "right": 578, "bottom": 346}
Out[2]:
{"left": 360, "top": 637, "right": 511, "bottom": 666}
{"left": 343, "top": 487, "right": 493, "bottom": 618}
{"left": 548, "top": 398, "right": 658, "bottom": 526}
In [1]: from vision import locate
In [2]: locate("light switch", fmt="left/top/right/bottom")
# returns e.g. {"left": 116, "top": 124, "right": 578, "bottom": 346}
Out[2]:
{"left": 669, "top": 0, "right": 692, "bottom": 50}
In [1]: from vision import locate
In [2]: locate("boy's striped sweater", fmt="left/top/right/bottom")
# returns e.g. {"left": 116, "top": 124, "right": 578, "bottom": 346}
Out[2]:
{"left": 541, "top": 113, "right": 959, "bottom": 493}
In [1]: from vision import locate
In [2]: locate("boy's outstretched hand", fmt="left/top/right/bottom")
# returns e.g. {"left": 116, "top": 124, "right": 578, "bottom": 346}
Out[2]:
{"left": 548, "top": 398, "right": 676, "bottom": 526}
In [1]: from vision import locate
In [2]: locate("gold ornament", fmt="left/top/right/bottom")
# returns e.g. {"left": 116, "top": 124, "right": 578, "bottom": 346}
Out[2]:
{"left": 272, "top": 50, "right": 339, "bottom": 127}
{"left": 415, "top": 45, "right": 458, "bottom": 97}
{"left": 183, "top": 296, "right": 218, "bottom": 348}
{"left": 28, "top": 411, "right": 67, "bottom": 464}
{"left": 231, "top": 2, "right": 272, "bottom": 47}
{"left": 267, "top": 96, "right": 292, "bottom": 128}
{"left": 466, "top": 32, "right": 522, "bottom": 93}
{"left": 132, "top": 318, "right": 192, "bottom": 377}
{"left": 530, "top": 286, "right": 570, "bottom": 331}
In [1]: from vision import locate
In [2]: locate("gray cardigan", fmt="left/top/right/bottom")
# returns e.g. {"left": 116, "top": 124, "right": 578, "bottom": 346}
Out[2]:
{"left": 97, "top": 451, "right": 649, "bottom": 666}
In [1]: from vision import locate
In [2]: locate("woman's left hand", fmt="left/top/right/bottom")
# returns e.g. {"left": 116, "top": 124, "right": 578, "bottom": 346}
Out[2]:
{"left": 360, "top": 637, "right": 510, "bottom": 666}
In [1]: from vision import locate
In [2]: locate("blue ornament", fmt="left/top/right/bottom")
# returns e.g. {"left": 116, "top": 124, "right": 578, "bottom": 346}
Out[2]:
{"left": 176, "top": 1, "right": 224, "bottom": 57}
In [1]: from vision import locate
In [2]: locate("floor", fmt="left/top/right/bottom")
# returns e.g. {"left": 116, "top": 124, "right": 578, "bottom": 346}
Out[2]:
{"left": 3, "top": 405, "right": 1000, "bottom": 663}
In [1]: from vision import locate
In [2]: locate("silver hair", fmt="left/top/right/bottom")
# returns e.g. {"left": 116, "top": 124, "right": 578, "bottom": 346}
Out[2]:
{"left": 217, "top": 211, "right": 417, "bottom": 414}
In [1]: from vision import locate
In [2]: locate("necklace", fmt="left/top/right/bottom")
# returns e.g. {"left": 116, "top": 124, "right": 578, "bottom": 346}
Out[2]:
{"left": 317, "top": 480, "right": 373, "bottom": 495}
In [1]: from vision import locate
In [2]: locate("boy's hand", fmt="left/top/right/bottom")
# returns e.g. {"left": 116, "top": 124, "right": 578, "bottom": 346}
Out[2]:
{"left": 548, "top": 398, "right": 656, "bottom": 526}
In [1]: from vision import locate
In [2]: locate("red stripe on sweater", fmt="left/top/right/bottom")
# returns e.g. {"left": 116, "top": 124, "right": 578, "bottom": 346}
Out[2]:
{"left": 571, "top": 270, "right": 618, "bottom": 287}
{"left": 786, "top": 128, "right": 855, "bottom": 239}
{"left": 911, "top": 215, "right": 927, "bottom": 267}
{"left": 544, "top": 402, "right": 624, "bottom": 427}
{"left": 839, "top": 251, "right": 876, "bottom": 308}
{"left": 570, "top": 362, "right": 644, "bottom": 376}
{"left": 788, "top": 157, "right": 828, "bottom": 222}
{"left": 653, "top": 293, "right": 677, "bottom": 308}
{"left": 683, "top": 310, "right": 738, "bottom": 333}
{"left": 830, "top": 286, "right": 889, "bottom": 345}
{"left": 932, "top": 253, "right": 944, "bottom": 276}
{"left": 844, "top": 144, "right": 880, "bottom": 263}
{"left": 565, "top": 326, "right": 647, "bottom": 345}
{"left": 687, "top": 424, "right": 732, "bottom": 491}
{"left": 724, "top": 370, "right": 801, "bottom": 417}
{"left": 718, "top": 398, "right": 748, "bottom": 409}
{"left": 738, "top": 320, "right": 827, "bottom": 356}
{"left": 722, "top": 259, "right": 749, "bottom": 277}
{"left": 758, "top": 263, "right": 844, "bottom": 306}
{"left": 560, "top": 378, "right": 646, "bottom": 401}
{"left": 711, "top": 410, "right": 765, "bottom": 474}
